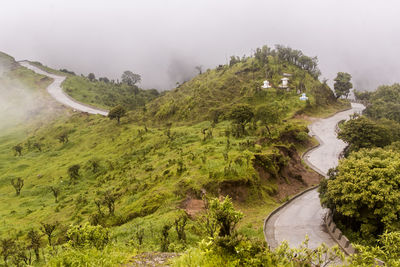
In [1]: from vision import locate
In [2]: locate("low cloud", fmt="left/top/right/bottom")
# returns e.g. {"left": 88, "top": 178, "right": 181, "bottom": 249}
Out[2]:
{"left": 0, "top": 64, "right": 43, "bottom": 130}
{"left": 1, "top": 1, "right": 400, "bottom": 91}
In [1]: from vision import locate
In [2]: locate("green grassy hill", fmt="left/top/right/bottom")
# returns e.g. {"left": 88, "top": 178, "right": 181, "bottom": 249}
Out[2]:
{"left": 145, "top": 53, "right": 344, "bottom": 125}
{"left": 29, "top": 61, "right": 160, "bottom": 111}
{"left": 0, "top": 48, "right": 350, "bottom": 266}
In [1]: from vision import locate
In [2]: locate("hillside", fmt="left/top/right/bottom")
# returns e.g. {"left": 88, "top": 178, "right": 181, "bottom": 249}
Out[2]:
{"left": 145, "top": 46, "right": 344, "bottom": 125}
{"left": 28, "top": 61, "right": 160, "bottom": 110}
{"left": 0, "top": 47, "right": 351, "bottom": 266}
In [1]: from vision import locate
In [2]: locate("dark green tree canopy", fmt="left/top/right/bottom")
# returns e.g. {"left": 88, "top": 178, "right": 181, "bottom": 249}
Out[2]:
{"left": 121, "top": 71, "right": 141, "bottom": 86}
{"left": 229, "top": 105, "right": 254, "bottom": 126}
{"left": 338, "top": 116, "right": 391, "bottom": 152}
{"left": 88, "top": 73, "right": 96, "bottom": 82}
{"left": 108, "top": 105, "right": 127, "bottom": 124}
{"left": 363, "top": 84, "right": 400, "bottom": 123}
{"left": 334, "top": 72, "right": 352, "bottom": 99}
{"left": 320, "top": 148, "right": 400, "bottom": 240}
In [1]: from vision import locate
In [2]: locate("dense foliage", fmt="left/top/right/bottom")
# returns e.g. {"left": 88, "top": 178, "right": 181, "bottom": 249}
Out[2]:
{"left": 320, "top": 148, "right": 400, "bottom": 242}
{"left": 174, "top": 197, "right": 344, "bottom": 266}
{"left": 338, "top": 116, "right": 392, "bottom": 153}
{"left": 334, "top": 72, "right": 352, "bottom": 99}
{"left": 362, "top": 83, "right": 400, "bottom": 123}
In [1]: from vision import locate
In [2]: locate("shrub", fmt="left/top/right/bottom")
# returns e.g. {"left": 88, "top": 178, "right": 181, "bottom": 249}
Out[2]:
{"left": 68, "top": 164, "right": 81, "bottom": 183}
{"left": 66, "top": 224, "right": 109, "bottom": 250}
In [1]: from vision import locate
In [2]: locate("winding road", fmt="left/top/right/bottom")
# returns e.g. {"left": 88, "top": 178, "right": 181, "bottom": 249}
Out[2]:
{"left": 19, "top": 61, "right": 108, "bottom": 116}
{"left": 265, "top": 103, "right": 364, "bottom": 249}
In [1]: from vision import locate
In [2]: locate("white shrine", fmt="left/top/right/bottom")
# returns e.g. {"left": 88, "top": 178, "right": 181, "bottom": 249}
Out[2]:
{"left": 262, "top": 80, "right": 271, "bottom": 89}
{"left": 300, "top": 93, "right": 308, "bottom": 101}
{"left": 280, "top": 77, "right": 289, "bottom": 88}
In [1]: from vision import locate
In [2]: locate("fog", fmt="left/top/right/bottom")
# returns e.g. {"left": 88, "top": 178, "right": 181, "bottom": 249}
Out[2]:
{"left": 1, "top": 0, "right": 400, "bottom": 90}
{"left": 0, "top": 63, "right": 42, "bottom": 130}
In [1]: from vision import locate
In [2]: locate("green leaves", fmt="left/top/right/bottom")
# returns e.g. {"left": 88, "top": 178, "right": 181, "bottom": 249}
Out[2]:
{"left": 67, "top": 223, "right": 109, "bottom": 250}
{"left": 320, "top": 148, "right": 400, "bottom": 240}
{"left": 108, "top": 105, "right": 127, "bottom": 124}
{"left": 334, "top": 72, "right": 352, "bottom": 99}
{"left": 338, "top": 116, "right": 391, "bottom": 152}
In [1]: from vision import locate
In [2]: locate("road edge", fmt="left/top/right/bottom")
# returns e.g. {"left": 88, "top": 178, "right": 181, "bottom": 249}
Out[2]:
{"left": 263, "top": 185, "right": 319, "bottom": 248}
{"left": 263, "top": 106, "right": 353, "bottom": 248}
{"left": 18, "top": 60, "right": 109, "bottom": 115}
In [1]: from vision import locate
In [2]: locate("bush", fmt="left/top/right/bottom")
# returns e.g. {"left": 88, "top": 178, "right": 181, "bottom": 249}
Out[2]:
{"left": 320, "top": 148, "right": 400, "bottom": 242}
{"left": 66, "top": 224, "right": 109, "bottom": 250}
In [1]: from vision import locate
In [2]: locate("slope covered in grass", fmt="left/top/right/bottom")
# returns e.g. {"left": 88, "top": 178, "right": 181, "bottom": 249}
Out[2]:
{"left": 29, "top": 60, "right": 160, "bottom": 111}
{"left": 0, "top": 47, "right": 351, "bottom": 265}
{"left": 61, "top": 75, "right": 160, "bottom": 110}
{"left": 145, "top": 51, "right": 345, "bottom": 125}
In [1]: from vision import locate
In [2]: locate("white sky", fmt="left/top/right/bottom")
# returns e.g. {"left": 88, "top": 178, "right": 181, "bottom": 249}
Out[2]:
{"left": 1, "top": 0, "right": 400, "bottom": 90}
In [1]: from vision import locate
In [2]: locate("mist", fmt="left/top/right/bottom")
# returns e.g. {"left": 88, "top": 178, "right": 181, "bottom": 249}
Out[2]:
{"left": 1, "top": 0, "right": 400, "bottom": 91}
{"left": 0, "top": 64, "right": 43, "bottom": 131}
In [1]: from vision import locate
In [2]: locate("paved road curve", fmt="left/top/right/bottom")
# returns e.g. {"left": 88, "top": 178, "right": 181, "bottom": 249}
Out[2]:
{"left": 19, "top": 61, "right": 108, "bottom": 116}
{"left": 265, "top": 103, "right": 364, "bottom": 249}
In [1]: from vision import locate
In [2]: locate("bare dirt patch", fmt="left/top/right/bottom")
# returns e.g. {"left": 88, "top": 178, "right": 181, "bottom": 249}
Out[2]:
{"left": 181, "top": 197, "right": 205, "bottom": 218}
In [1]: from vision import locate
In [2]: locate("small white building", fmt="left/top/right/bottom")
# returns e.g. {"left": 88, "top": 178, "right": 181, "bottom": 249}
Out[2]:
{"left": 262, "top": 80, "right": 271, "bottom": 89}
{"left": 280, "top": 77, "right": 289, "bottom": 88}
{"left": 300, "top": 93, "right": 308, "bottom": 101}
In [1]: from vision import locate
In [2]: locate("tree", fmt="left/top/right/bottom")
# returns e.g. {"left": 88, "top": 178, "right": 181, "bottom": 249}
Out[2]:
{"left": 255, "top": 104, "right": 282, "bottom": 136}
{"left": 108, "top": 105, "right": 126, "bottom": 124}
{"left": 349, "top": 231, "right": 400, "bottom": 266}
{"left": 207, "top": 196, "right": 243, "bottom": 237}
{"left": 99, "top": 77, "right": 110, "bottom": 83}
{"left": 312, "top": 80, "right": 336, "bottom": 106}
{"left": 320, "top": 148, "right": 400, "bottom": 240}
{"left": 363, "top": 84, "right": 400, "bottom": 123}
{"left": 88, "top": 73, "right": 96, "bottom": 81}
{"left": 33, "top": 143, "right": 42, "bottom": 152}
{"left": 174, "top": 214, "right": 187, "bottom": 242}
{"left": 160, "top": 224, "right": 171, "bottom": 252}
{"left": 121, "top": 71, "right": 141, "bottom": 86}
{"left": 13, "top": 145, "right": 22, "bottom": 156}
{"left": 0, "top": 238, "right": 16, "bottom": 265}
{"left": 229, "top": 105, "right": 254, "bottom": 136}
{"left": 254, "top": 45, "right": 271, "bottom": 65}
{"left": 50, "top": 186, "right": 60, "bottom": 203}
{"left": 334, "top": 72, "right": 352, "bottom": 99}
{"left": 40, "top": 222, "right": 58, "bottom": 246}
{"left": 102, "top": 190, "right": 118, "bottom": 215}
{"left": 66, "top": 224, "right": 109, "bottom": 250}
{"left": 11, "top": 178, "right": 24, "bottom": 196}
{"left": 67, "top": 164, "right": 80, "bottom": 183}
{"left": 87, "top": 158, "right": 100, "bottom": 173}
{"left": 27, "top": 230, "right": 41, "bottom": 261}
{"left": 195, "top": 65, "right": 203, "bottom": 74}
{"left": 229, "top": 56, "right": 240, "bottom": 67}
{"left": 338, "top": 116, "right": 391, "bottom": 152}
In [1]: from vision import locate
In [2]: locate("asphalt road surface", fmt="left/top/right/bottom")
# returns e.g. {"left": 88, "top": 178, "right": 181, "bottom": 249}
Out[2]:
{"left": 265, "top": 103, "right": 364, "bottom": 249}
{"left": 19, "top": 61, "right": 108, "bottom": 116}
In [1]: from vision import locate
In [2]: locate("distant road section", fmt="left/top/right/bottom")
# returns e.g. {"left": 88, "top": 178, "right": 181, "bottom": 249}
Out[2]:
{"left": 265, "top": 103, "right": 364, "bottom": 249}
{"left": 19, "top": 61, "right": 108, "bottom": 116}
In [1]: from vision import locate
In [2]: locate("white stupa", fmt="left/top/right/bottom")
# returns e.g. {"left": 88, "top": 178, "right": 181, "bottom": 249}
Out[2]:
{"left": 262, "top": 80, "right": 271, "bottom": 89}
{"left": 280, "top": 77, "right": 289, "bottom": 88}
{"left": 300, "top": 93, "right": 308, "bottom": 101}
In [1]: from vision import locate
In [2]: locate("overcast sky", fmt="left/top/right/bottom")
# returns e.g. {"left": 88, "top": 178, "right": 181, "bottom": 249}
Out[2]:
{"left": 1, "top": 0, "right": 400, "bottom": 90}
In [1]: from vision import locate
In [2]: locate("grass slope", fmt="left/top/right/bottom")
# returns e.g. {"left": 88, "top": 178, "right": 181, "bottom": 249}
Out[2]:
{"left": 0, "top": 50, "right": 350, "bottom": 265}
{"left": 145, "top": 56, "right": 346, "bottom": 124}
